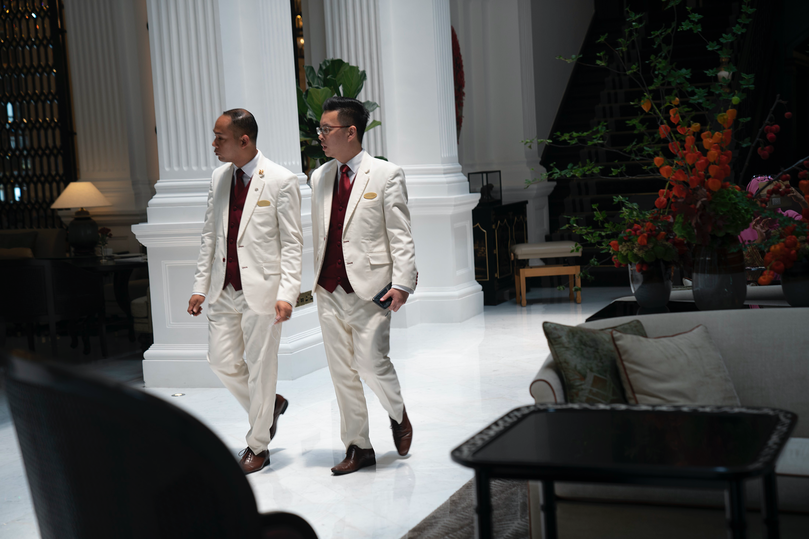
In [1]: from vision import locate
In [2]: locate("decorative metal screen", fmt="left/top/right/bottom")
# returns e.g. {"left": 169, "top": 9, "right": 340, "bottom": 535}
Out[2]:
{"left": 1, "top": 0, "right": 76, "bottom": 229}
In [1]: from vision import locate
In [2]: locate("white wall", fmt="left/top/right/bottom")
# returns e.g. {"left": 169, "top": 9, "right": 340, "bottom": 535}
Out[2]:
{"left": 532, "top": 0, "right": 594, "bottom": 143}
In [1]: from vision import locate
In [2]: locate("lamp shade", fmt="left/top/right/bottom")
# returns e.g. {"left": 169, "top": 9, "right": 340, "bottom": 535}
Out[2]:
{"left": 51, "top": 182, "right": 111, "bottom": 209}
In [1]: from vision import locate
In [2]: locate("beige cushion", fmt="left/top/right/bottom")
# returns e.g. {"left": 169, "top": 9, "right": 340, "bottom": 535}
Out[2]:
{"left": 511, "top": 241, "right": 582, "bottom": 260}
{"left": 0, "top": 247, "right": 34, "bottom": 259}
{"left": 612, "top": 325, "right": 740, "bottom": 406}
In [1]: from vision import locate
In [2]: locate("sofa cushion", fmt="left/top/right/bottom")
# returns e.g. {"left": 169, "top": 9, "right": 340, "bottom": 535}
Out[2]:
{"left": 612, "top": 325, "right": 740, "bottom": 406}
{"left": 0, "top": 231, "right": 38, "bottom": 250}
{"left": 0, "top": 247, "right": 34, "bottom": 259}
{"left": 543, "top": 320, "right": 646, "bottom": 404}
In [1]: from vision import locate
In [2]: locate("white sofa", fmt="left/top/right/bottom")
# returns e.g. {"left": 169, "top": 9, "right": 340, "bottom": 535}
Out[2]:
{"left": 528, "top": 307, "right": 809, "bottom": 530}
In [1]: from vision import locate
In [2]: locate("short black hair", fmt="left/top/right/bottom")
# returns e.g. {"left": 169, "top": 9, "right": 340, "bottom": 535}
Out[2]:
{"left": 321, "top": 97, "right": 370, "bottom": 144}
{"left": 222, "top": 108, "right": 258, "bottom": 144}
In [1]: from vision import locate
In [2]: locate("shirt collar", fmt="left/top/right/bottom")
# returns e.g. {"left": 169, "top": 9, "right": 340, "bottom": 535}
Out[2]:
{"left": 337, "top": 149, "right": 365, "bottom": 178}
{"left": 235, "top": 151, "right": 261, "bottom": 182}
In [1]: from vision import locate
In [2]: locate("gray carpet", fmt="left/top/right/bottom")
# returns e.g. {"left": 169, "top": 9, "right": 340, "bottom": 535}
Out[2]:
{"left": 401, "top": 479, "right": 529, "bottom": 539}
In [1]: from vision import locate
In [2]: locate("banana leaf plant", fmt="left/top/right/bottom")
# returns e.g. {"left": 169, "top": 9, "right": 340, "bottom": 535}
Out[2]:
{"left": 298, "top": 59, "right": 381, "bottom": 172}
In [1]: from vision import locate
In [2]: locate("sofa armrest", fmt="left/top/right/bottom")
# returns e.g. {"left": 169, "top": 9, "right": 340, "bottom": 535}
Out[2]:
{"left": 529, "top": 355, "right": 564, "bottom": 404}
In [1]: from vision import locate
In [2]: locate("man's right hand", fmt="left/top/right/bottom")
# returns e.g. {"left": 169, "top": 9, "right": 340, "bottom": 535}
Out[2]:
{"left": 188, "top": 294, "right": 205, "bottom": 316}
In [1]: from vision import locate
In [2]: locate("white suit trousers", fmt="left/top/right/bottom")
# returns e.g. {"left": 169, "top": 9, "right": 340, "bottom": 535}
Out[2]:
{"left": 316, "top": 285, "right": 405, "bottom": 450}
{"left": 207, "top": 284, "right": 281, "bottom": 454}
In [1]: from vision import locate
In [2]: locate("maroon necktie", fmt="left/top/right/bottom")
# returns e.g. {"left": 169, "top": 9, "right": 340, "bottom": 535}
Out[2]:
{"left": 339, "top": 165, "right": 351, "bottom": 199}
{"left": 235, "top": 168, "right": 246, "bottom": 197}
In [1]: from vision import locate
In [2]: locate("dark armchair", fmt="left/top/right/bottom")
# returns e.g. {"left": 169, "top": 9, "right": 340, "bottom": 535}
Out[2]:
{"left": 4, "top": 354, "right": 317, "bottom": 539}
{"left": 0, "top": 259, "right": 107, "bottom": 357}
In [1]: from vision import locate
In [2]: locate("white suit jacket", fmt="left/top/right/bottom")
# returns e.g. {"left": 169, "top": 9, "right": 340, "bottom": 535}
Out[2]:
{"left": 192, "top": 151, "right": 303, "bottom": 314}
{"left": 311, "top": 153, "right": 417, "bottom": 301}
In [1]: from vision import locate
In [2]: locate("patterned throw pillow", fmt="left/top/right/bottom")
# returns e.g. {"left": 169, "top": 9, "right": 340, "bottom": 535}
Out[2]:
{"left": 543, "top": 320, "right": 647, "bottom": 404}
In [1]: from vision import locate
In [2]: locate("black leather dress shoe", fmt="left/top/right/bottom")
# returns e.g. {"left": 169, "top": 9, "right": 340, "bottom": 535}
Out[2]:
{"left": 331, "top": 445, "right": 376, "bottom": 475}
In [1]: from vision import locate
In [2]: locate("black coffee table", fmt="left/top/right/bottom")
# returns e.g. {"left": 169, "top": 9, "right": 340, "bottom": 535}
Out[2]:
{"left": 451, "top": 404, "right": 796, "bottom": 539}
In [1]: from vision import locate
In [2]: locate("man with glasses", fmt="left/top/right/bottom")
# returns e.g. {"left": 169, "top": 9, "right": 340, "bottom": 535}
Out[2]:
{"left": 311, "top": 97, "right": 417, "bottom": 475}
{"left": 187, "top": 109, "right": 303, "bottom": 474}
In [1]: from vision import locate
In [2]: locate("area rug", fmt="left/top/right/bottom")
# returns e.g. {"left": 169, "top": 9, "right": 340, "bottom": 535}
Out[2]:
{"left": 400, "top": 479, "right": 529, "bottom": 538}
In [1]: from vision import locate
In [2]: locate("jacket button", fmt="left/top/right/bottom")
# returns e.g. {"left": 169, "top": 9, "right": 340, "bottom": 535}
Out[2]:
{"left": 222, "top": 258, "right": 225, "bottom": 262}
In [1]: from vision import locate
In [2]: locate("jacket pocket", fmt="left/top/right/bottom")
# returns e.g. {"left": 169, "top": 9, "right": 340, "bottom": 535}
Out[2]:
{"left": 367, "top": 251, "right": 392, "bottom": 265}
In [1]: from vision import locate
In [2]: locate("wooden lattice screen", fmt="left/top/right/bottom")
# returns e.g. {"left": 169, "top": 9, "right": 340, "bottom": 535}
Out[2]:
{"left": 1, "top": 0, "right": 76, "bottom": 230}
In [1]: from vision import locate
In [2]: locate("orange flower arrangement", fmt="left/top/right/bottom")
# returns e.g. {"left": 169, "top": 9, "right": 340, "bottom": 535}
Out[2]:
{"left": 649, "top": 103, "right": 756, "bottom": 247}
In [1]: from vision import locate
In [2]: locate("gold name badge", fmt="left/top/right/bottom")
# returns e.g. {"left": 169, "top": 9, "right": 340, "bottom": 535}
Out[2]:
{"left": 257, "top": 200, "right": 271, "bottom": 207}
{"left": 363, "top": 192, "right": 377, "bottom": 199}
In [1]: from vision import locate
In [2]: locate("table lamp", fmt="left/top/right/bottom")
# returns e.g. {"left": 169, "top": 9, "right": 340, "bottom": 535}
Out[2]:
{"left": 51, "top": 182, "right": 111, "bottom": 256}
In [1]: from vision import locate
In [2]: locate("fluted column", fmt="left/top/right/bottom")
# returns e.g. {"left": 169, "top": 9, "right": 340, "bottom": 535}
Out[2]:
{"left": 133, "top": 0, "right": 325, "bottom": 387}
{"left": 375, "top": 0, "right": 483, "bottom": 324}
{"left": 61, "top": 0, "right": 156, "bottom": 253}
{"left": 324, "top": 0, "right": 386, "bottom": 157}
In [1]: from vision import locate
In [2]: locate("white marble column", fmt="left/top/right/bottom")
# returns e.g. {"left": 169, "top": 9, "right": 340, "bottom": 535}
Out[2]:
{"left": 450, "top": 0, "right": 555, "bottom": 259}
{"left": 377, "top": 0, "right": 483, "bottom": 325}
{"left": 324, "top": 0, "right": 386, "bottom": 158}
{"left": 61, "top": 0, "right": 157, "bottom": 253}
{"left": 133, "top": 0, "right": 326, "bottom": 387}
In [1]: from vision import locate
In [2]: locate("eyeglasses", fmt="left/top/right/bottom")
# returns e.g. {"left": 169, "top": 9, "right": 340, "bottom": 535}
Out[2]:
{"left": 316, "top": 125, "right": 349, "bottom": 137}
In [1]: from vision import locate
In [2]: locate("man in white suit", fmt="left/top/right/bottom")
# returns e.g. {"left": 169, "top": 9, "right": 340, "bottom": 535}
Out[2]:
{"left": 311, "top": 97, "right": 417, "bottom": 475}
{"left": 187, "top": 109, "right": 303, "bottom": 474}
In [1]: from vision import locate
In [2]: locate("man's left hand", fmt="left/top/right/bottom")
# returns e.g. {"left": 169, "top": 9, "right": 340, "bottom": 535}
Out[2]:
{"left": 381, "top": 288, "right": 409, "bottom": 312}
{"left": 274, "top": 301, "right": 293, "bottom": 325}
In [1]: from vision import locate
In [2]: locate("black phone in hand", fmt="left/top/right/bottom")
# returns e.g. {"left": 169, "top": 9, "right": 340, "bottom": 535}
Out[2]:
{"left": 372, "top": 283, "right": 393, "bottom": 309}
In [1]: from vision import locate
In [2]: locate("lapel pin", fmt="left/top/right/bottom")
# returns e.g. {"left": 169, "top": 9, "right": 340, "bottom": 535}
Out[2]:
{"left": 258, "top": 169, "right": 264, "bottom": 178}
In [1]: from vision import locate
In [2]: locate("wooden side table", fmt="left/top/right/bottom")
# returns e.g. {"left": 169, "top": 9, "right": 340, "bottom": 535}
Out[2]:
{"left": 452, "top": 404, "right": 796, "bottom": 539}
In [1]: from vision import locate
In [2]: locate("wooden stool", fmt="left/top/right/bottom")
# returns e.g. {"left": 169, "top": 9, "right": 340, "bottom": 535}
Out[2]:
{"left": 510, "top": 241, "right": 583, "bottom": 307}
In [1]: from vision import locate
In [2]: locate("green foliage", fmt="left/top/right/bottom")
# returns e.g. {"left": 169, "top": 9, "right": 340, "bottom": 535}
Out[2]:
{"left": 526, "top": 0, "right": 757, "bottom": 186}
{"left": 298, "top": 59, "right": 381, "bottom": 170}
{"left": 562, "top": 196, "right": 679, "bottom": 279}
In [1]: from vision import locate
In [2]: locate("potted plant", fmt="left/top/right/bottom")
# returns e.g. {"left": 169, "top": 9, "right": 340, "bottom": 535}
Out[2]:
{"left": 524, "top": 0, "right": 809, "bottom": 310}
{"left": 297, "top": 59, "right": 381, "bottom": 174}
{"left": 565, "top": 197, "right": 682, "bottom": 309}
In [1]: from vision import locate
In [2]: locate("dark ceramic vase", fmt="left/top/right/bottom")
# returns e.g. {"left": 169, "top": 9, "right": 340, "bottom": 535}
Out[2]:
{"left": 628, "top": 260, "right": 672, "bottom": 310}
{"left": 691, "top": 239, "right": 747, "bottom": 311}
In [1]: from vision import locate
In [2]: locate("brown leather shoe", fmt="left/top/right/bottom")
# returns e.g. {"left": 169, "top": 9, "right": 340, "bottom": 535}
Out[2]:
{"left": 390, "top": 407, "right": 412, "bottom": 456}
{"left": 269, "top": 394, "right": 288, "bottom": 441}
{"left": 331, "top": 445, "right": 376, "bottom": 475}
{"left": 239, "top": 447, "right": 270, "bottom": 475}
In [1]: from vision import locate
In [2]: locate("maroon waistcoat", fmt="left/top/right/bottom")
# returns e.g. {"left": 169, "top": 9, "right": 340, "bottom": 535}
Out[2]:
{"left": 223, "top": 172, "right": 251, "bottom": 291}
{"left": 318, "top": 174, "right": 355, "bottom": 294}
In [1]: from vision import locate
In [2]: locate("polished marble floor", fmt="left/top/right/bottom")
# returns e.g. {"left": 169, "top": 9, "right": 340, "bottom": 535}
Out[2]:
{"left": 0, "top": 286, "right": 630, "bottom": 539}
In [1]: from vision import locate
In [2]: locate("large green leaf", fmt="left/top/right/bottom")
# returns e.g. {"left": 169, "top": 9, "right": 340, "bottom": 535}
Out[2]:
{"left": 338, "top": 65, "right": 366, "bottom": 98}
{"left": 366, "top": 119, "right": 381, "bottom": 131}
{"left": 304, "top": 87, "right": 335, "bottom": 121}
{"left": 304, "top": 65, "right": 320, "bottom": 88}
{"left": 296, "top": 86, "right": 309, "bottom": 118}
{"left": 302, "top": 143, "right": 326, "bottom": 159}
{"left": 319, "top": 59, "right": 347, "bottom": 82}
{"left": 363, "top": 100, "right": 379, "bottom": 114}
{"left": 319, "top": 59, "right": 347, "bottom": 96}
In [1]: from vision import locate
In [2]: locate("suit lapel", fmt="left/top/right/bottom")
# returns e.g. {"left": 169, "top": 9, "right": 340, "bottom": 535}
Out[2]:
{"left": 219, "top": 164, "right": 234, "bottom": 239}
{"left": 343, "top": 153, "right": 372, "bottom": 228}
{"left": 237, "top": 154, "right": 266, "bottom": 241}
{"left": 321, "top": 161, "right": 337, "bottom": 237}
